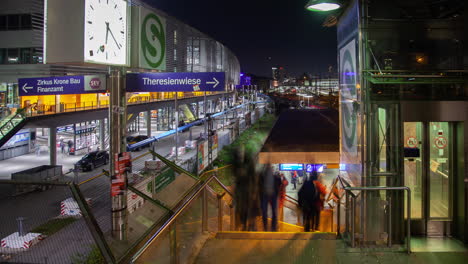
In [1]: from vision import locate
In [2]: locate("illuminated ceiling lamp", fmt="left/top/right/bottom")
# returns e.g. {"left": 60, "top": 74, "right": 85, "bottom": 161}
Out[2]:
{"left": 305, "top": 0, "right": 341, "bottom": 12}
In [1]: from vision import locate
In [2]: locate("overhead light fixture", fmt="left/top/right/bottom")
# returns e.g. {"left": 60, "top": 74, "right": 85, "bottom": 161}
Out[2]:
{"left": 305, "top": 0, "right": 341, "bottom": 12}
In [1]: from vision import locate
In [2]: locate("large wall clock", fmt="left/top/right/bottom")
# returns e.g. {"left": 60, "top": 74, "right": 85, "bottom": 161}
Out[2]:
{"left": 84, "top": 0, "right": 128, "bottom": 65}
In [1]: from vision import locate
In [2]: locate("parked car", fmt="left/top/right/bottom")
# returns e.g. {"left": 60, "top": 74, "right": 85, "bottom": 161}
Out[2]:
{"left": 75, "top": 151, "right": 109, "bottom": 172}
{"left": 178, "top": 120, "right": 189, "bottom": 132}
{"left": 127, "top": 135, "right": 150, "bottom": 151}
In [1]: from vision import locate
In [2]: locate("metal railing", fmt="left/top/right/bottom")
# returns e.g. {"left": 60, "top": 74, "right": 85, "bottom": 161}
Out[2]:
{"left": 129, "top": 172, "right": 234, "bottom": 264}
{"left": 0, "top": 109, "right": 27, "bottom": 141}
{"left": 337, "top": 175, "right": 412, "bottom": 254}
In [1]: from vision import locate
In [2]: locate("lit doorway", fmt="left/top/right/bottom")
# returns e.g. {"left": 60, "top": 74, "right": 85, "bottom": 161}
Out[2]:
{"left": 404, "top": 122, "right": 455, "bottom": 236}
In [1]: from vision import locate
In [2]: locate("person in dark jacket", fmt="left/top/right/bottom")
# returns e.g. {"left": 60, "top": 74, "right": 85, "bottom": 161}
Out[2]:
{"left": 259, "top": 165, "right": 282, "bottom": 231}
{"left": 298, "top": 174, "right": 318, "bottom": 232}
{"left": 299, "top": 171, "right": 326, "bottom": 232}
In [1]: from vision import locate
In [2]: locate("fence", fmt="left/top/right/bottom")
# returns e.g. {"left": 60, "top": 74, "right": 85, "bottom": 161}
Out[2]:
{"left": 0, "top": 181, "right": 109, "bottom": 264}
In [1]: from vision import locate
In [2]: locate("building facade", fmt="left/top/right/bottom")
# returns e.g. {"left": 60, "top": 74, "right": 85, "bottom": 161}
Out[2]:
{"left": 0, "top": 0, "right": 241, "bottom": 159}
{"left": 338, "top": 0, "right": 467, "bottom": 245}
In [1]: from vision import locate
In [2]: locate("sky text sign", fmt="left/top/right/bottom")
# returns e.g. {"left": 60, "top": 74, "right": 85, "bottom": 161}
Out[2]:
{"left": 18, "top": 75, "right": 106, "bottom": 96}
{"left": 126, "top": 72, "right": 225, "bottom": 92}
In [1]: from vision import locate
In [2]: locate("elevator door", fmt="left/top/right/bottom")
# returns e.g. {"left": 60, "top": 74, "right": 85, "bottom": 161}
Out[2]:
{"left": 404, "top": 122, "right": 452, "bottom": 236}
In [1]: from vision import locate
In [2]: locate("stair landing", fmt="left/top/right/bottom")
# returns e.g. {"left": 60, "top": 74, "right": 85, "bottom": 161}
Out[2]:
{"left": 195, "top": 232, "right": 337, "bottom": 264}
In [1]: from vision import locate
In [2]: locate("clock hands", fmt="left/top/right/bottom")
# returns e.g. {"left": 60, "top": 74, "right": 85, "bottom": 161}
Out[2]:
{"left": 105, "top": 22, "right": 121, "bottom": 50}
{"left": 105, "top": 22, "right": 109, "bottom": 45}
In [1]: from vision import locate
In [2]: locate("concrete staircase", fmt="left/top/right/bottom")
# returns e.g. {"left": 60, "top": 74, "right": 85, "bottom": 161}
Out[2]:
{"left": 195, "top": 231, "right": 337, "bottom": 264}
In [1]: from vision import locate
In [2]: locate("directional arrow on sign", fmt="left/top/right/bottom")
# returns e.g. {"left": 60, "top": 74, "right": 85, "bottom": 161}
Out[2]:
{"left": 206, "top": 77, "right": 219, "bottom": 88}
{"left": 22, "top": 83, "right": 33, "bottom": 94}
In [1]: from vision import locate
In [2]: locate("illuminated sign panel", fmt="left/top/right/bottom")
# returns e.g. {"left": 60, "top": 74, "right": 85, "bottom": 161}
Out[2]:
{"left": 279, "top": 164, "right": 303, "bottom": 171}
{"left": 126, "top": 72, "right": 225, "bottom": 92}
{"left": 18, "top": 75, "right": 106, "bottom": 96}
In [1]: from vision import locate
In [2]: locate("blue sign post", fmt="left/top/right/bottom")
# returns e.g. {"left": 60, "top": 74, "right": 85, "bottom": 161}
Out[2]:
{"left": 18, "top": 75, "right": 106, "bottom": 96}
{"left": 126, "top": 72, "right": 225, "bottom": 92}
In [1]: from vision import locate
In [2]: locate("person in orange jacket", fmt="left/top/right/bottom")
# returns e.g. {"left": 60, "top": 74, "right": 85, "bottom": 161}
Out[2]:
{"left": 278, "top": 173, "right": 289, "bottom": 209}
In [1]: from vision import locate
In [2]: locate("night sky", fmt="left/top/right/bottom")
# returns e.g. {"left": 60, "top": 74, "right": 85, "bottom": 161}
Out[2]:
{"left": 143, "top": 0, "right": 337, "bottom": 78}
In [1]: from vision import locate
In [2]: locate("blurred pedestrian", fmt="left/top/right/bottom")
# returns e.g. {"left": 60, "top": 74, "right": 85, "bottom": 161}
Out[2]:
{"left": 35, "top": 145, "right": 41, "bottom": 156}
{"left": 233, "top": 147, "right": 249, "bottom": 231}
{"left": 311, "top": 172, "right": 327, "bottom": 231}
{"left": 298, "top": 171, "right": 327, "bottom": 232}
{"left": 67, "top": 140, "right": 73, "bottom": 152}
{"left": 291, "top": 171, "right": 298, "bottom": 190}
{"left": 260, "top": 165, "right": 282, "bottom": 231}
{"left": 298, "top": 175, "right": 316, "bottom": 232}
{"left": 278, "top": 173, "right": 289, "bottom": 221}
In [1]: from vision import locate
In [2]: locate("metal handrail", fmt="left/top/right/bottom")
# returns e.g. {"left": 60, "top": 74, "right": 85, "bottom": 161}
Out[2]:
{"left": 0, "top": 109, "right": 26, "bottom": 137}
{"left": 343, "top": 185, "right": 411, "bottom": 254}
{"left": 130, "top": 173, "right": 233, "bottom": 263}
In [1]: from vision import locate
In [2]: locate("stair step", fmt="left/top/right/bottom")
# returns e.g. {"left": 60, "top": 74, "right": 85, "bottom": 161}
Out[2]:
{"left": 215, "top": 231, "right": 336, "bottom": 240}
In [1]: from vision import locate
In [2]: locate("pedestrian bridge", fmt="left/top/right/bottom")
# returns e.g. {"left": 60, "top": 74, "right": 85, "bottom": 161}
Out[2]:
{"left": 0, "top": 91, "right": 232, "bottom": 148}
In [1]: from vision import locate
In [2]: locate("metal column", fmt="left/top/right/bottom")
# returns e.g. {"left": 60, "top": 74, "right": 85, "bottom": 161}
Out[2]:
{"left": 175, "top": 93, "right": 179, "bottom": 161}
{"left": 146, "top": 111, "right": 151, "bottom": 137}
{"left": 109, "top": 68, "right": 128, "bottom": 240}
{"left": 99, "top": 119, "right": 105, "bottom": 150}
{"left": 49, "top": 127, "right": 56, "bottom": 166}
{"left": 204, "top": 91, "right": 207, "bottom": 138}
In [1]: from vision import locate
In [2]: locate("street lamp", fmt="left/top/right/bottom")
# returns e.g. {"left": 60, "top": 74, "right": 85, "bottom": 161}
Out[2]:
{"left": 305, "top": 0, "right": 341, "bottom": 12}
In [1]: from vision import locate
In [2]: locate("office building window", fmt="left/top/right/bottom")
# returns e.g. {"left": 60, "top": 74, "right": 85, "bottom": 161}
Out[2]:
{"left": 0, "top": 48, "right": 42, "bottom": 64}
{"left": 20, "top": 14, "right": 32, "bottom": 30}
{"left": 7, "top": 49, "right": 19, "bottom": 64}
{"left": 0, "top": 14, "right": 35, "bottom": 31}
{"left": 20, "top": 48, "right": 32, "bottom": 64}
{"left": 7, "top": 15, "right": 20, "bottom": 30}
{"left": 0, "top": 49, "right": 6, "bottom": 64}
{"left": 0, "top": 16, "right": 6, "bottom": 31}
{"left": 174, "top": 49, "right": 177, "bottom": 61}
{"left": 32, "top": 48, "right": 43, "bottom": 64}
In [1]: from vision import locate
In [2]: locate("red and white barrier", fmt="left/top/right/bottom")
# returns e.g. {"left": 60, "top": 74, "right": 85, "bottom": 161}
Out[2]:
{"left": 171, "top": 146, "right": 186, "bottom": 156}
{"left": 1, "top": 232, "right": 42, "bottom": 249}
{"left": 60, "top": 198, "right": 92, "bottom": 216}
{"left": 185, "top": 140, "right": 197, "bottom": 149}
{"left": 145, "top": 159, "right": 163, "bottom": 171}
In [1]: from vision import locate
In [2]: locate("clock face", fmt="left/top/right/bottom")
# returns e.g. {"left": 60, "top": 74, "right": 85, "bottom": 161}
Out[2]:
{"left": 84, "top": 0, "right": 128, "bottom": 65}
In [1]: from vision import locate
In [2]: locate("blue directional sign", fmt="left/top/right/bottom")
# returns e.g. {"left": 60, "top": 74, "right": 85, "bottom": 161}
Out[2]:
{"left": 279, "top": 164, "right": 304, "bottom": 171}
{"left": 18, "top": 75, "right": 106, "bottom": 96}
{"left": 126, "top": 72, "right": 225, "bottom": 92}
{"left": 306, "top": 164, "right": 324, "bottom": 173}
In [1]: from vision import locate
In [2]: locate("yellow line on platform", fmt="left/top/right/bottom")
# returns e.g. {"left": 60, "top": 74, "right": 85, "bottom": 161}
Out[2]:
{"left": 78, "top": 172, "right": 106, "bottom": 186}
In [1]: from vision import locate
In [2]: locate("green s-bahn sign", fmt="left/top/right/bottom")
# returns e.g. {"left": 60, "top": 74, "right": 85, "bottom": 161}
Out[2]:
{"left": 140, "top": 10, "right": 166, "bottom": 70}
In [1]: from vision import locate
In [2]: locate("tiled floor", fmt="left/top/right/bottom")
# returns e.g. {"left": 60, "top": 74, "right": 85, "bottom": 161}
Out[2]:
{"left": 411, "top": 237, "right": 468, "bottom": 252}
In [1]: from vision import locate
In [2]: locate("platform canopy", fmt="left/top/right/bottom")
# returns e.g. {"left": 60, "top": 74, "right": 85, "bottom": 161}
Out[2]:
{"left": 259, "top": 109, "right": 339, "bottom": 164}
